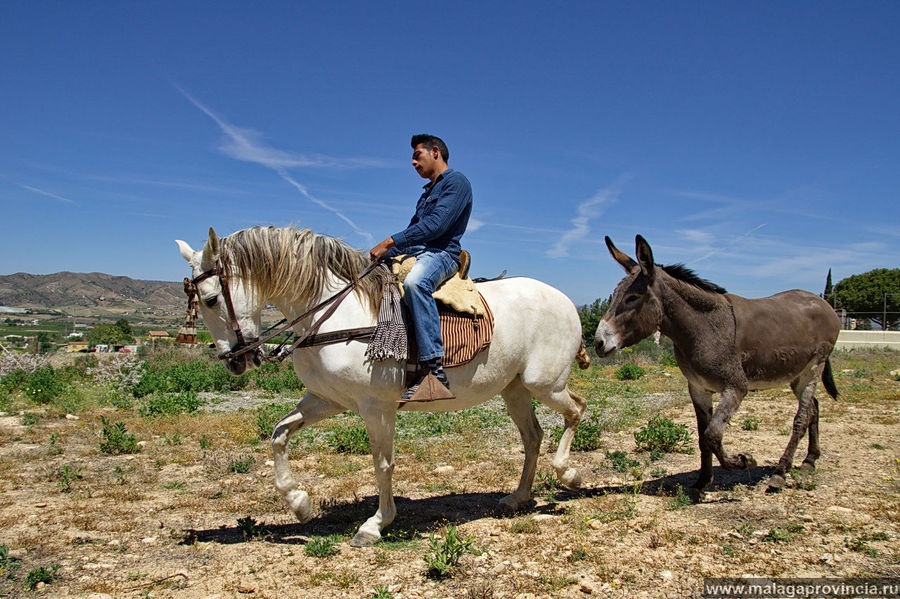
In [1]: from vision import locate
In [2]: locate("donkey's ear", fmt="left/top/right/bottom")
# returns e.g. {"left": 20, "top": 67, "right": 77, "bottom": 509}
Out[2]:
{"left": 635, "top": 234, "right": 655, "bottom": 281}
{"left": 605, "top": 236, "right": 638, "bottom": 273}
{"left": 201, "top": 227, "right": 220, "bottom": 270}
{"left": 175, "top": 240, "right": 196, "bottom": 263}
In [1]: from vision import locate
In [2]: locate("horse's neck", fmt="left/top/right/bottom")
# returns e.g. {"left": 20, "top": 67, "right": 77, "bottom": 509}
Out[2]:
{"left": 272, "top": 272, "right": 373, "bottom": 333}
{"left": 658, "top": 273, "right": 731, "bottom": 350}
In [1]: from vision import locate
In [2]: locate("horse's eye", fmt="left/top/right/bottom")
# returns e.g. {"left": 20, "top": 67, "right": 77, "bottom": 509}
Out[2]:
{"left": 625, "top": 294, "right": 640, "bottom": 306}
{"left": 204, "top": 296, "right": 219, "bottom": 308}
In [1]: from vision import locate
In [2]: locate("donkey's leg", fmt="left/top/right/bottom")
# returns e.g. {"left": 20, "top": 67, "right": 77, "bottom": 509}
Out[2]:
{"left": 707, "top": 386, "right": 756, "bottom": 471}
{"left": 349, "top": 404, "right": 398, "bottom": 547}
{"left": 271, "top": 392, "right": 344, "bottom": 522}
{"left": 498, "top": 376, "right": 544, "bottom": 513}
{"left": 687, "top": 383, "right": 714, "bottom": 491}
{"left": 769, "top": 375, "right": 817, "bottom": 491}
{"left": 802, "top": 397, "right": 821, "bottom": 472}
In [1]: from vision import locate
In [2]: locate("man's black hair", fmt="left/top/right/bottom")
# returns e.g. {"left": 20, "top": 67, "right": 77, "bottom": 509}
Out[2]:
{"left": 411, "top": 134, "right": 449, "bottom": 163}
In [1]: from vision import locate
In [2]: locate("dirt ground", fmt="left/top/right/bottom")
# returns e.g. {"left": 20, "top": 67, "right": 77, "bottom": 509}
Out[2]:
{"left": 0, "top": 360, "right": 898, "bottom": 598}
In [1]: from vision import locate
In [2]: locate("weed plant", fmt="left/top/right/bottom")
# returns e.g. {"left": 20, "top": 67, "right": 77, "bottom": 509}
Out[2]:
{"left": 54, "top": 465, "right": 82, "bottom": 493}
{"left": 549, "top": 418, "right": 603, "bottom": 451}
{"left": 98, "top": 417, "right": 140, "bottom": 455}
{"left": 139, "top": 391, "right": 203, "bottom": 416}
{"left": 423, "top": 526, "right": 474, "bottom": 579}
{"left": 237, "top": 516, "right": 264, "bottom": 539}
{"left": 368, "top": 585, "right": 395, "bottom": 599}
{"left": 615, "top": 362, "right": 646, "bottom": 381}
{"left": 229, "top": 456, "right": 254, "bottom": 473}
{"left": 24, "top": 565, "right": 58, "bottom": 590}
{"left": 741, "top": 416, "right": 761, "bottom": 431}
{"left": 305, "top": 536, "right": 340, "bottom": 558}
{"left": 634, "top": 415, "right": 692, "bottom": 453}
{"left": 23, "top": 365, "right": 65, "bottom": 404}
{"left": 606, "top": 450, "right": 640, "bottom": 473}
{"left": 255, "top": 402, "right": 296, "bottom": 439}
{"left": 327, "top": 423, "right": 370, "bottom": 454}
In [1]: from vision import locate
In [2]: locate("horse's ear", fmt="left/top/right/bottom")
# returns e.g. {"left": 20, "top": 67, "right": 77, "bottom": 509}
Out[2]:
{"left": 201, "top": 227, "right": 220, "bottom": 269}
{"left": 176, "top": 240, "right": 196, "bottom": 264}
{"left": 635, "top": 234, "right": 655, "bottom": 282}
{"left": 605, "top": 236, "right": 638, "bottom": 273}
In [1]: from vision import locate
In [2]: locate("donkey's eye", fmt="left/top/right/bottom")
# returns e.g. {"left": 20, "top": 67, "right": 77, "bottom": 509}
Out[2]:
{"left": 204, "top": 296, "right": 219, "bottom": 308}
{"left": 625, "top": 294, "right": 641, "bottom": 306}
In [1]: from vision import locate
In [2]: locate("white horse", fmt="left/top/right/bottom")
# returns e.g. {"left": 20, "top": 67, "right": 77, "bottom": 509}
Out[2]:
{"left": 176, "top": 226, "right": 588, "bottom": 546}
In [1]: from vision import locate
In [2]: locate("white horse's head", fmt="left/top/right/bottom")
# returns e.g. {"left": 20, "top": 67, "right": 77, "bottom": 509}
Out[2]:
{"left": 176, "top": 227, "right": 262, "bottom": 375}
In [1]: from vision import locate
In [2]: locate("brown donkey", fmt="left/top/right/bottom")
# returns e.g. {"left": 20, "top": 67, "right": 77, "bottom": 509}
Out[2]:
{"left": 595, "top": 235, "right": 840, "bottom": 495}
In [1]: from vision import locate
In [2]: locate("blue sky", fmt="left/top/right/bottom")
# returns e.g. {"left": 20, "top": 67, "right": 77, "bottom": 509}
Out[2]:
{"left": 1, "top": 2, "right": 898, "bottom": 306}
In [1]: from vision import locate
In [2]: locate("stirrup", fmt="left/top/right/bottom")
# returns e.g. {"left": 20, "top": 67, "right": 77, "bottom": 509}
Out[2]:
{"left": 399, "top": 373, "right": 455, "bottom": 403}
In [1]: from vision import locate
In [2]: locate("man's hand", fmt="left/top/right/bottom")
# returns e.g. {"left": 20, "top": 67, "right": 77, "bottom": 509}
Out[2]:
{"left": 368, "top": 237, "right": 395, "bottom": 261}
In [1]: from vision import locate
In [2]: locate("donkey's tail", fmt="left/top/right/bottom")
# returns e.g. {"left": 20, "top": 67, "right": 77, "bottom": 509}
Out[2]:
{"left": 822, "top": 358, "right": 839, "bottom": 400}
{"left": 575, "top": 345, "right": 591, "bottom": 370}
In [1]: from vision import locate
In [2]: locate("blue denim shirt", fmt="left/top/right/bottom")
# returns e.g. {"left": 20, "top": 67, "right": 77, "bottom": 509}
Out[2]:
{"left": 391, "top": 168, "right": 472, "bottom": 264}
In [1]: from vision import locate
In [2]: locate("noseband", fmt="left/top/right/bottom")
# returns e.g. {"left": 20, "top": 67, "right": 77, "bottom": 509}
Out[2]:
{"left": 185, "top": 259, "right": 258, "bottom": 362}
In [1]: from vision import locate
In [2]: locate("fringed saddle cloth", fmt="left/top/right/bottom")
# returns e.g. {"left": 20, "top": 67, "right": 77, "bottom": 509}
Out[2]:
{"left": 365, "top": 251, "right": 495, "bottom": 368}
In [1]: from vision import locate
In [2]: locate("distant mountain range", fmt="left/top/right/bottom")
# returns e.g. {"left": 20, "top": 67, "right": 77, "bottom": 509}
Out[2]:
{"left": 0, "top": 272, "right": 184, "bottom": 315}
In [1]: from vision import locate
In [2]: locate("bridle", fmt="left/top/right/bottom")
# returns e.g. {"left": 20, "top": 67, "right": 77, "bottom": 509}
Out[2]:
{"left": 185, "top": 250, "right": 383, "bottom": 364}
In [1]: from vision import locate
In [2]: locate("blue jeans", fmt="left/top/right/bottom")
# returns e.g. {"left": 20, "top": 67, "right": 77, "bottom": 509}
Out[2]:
{"left": 391, "top": 246, "right": 458, "bottom": 361}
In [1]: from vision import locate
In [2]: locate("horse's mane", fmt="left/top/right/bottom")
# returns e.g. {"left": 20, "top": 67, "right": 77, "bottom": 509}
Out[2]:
{"left": 661, "top": 263, "right": 727, "bottom": 294}
{"left": 221, "top": 226, "right": 388, "bottom": 314}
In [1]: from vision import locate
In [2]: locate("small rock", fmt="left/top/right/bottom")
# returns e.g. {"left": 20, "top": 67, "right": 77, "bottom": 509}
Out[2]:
{"left": 533, "top": 514, "right": 556, "bottom": 522}
{"left": 65, "top": 413, "right": 79, "bottom": 420}
{"left": 264, "top": 460, "right": 274, "bottom": 467}
{"left": 433, "top": 465, "right": 454, "bottom": 474}
{"left": 579, "top": 579, "right": 598, "bottom": 594}
{"left": 141, "top": 536, "right": 157, "bottom": 544}
{"left": 827, "top": 506, "right": 853, "bottom": 514}
{"left": 35, "top": 582, "right": 45, "bottom": 590}
{"left": 107, "top": 540, "right": 120, "bottom": 546}
{"left": 137, "top": 441, "right": 147, "bottom": 447}
{"left": 820, "top": 553, "right": 834, "bottom": 564}
{"left": 587, "top": 520, "right": 602, "bottom": 530}
{"left": 659, "top": 570, "right": 673, "bottom": 580}
{"left": 87, "top": 594, "right": 113, "bottom": 599}
{"left": 34, "top": 503, "right": 47, "bottom": 508}
{"left": 890, "top": 368, "right": 900, "bottom": 377}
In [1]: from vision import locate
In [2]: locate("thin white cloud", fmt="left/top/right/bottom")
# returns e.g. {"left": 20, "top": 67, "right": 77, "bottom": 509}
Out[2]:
{"left": 177, "top": 87, "right": 374, "bottom": 242}
{"left": 676, "top": 228, "right": 715, "bottom": 244}
{"left": 693, "top": 223, "right": 766, "bottom": 263}
{"left": 547, "top": 187, "right": 619, "bottom": 258}
{"left": 20, "top": 184, "right": 78, "bottom": 206}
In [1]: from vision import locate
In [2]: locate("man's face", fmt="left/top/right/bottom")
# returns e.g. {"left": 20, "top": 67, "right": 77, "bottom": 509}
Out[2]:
{"left": 411, "top": 143, "right": 440, "bottom": 180}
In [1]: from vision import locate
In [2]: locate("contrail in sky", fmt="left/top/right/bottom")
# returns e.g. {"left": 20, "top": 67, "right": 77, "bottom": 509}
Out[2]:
{"left": 177, "top": 86, "right": 373, "bottom": 242}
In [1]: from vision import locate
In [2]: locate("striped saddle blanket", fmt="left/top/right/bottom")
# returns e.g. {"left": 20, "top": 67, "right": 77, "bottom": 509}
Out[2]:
{"left": 365, "top": 263, "right": 495, "bottom": 368}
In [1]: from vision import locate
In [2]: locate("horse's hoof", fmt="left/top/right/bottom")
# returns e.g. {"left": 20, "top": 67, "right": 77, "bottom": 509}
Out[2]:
{"left": 284, "top": 489, "right": 313, "bottom": 523}
{"left": 558, "top": 468, "right": 582, "bottom": 490}
{"left": 766, "top": 474, "right": 786, "bottom": 493}
{"left": 349, "top": 530, "right": 380, "bottom": 547}
{"left": 799, "top": 462, "right": 815, "bottom": 473}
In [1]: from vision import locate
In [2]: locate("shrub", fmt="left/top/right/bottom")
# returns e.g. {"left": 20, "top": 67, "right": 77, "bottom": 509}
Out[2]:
{"left": 634, "top": 415, "right": 692, "bottom": 453}
{"left": 304, "top": 536, "right": 340, "bottom": 558}
{"left": 423, "top": 526, "right": 474, "bottom": 579}
{"left": 255, "top": 402, "right": 296, "bottom": 440}
{"left": 229, "top": 456, "right": 254, "bottom": 474}
{"left": 741, "top": 416, "right": 760, "bottom": 431}
{"left": 25, "top": 565, "right": 58, "bottom": 590}
{"left": 253, "top": 362, "right": 304, "bottom": 393}
{"left": 99, "top": 417, "right": 140, "bottom": 455}
{"left": 327, "top": 423, "right": 370, "bottom": 454}
{"left": 615, "top": 362, "right": 646, "bottom": 381}
{"left": 606, "top": 450, "right": 640, "bottom": 473}
{"left": 550, "top": 419, "right": 603, "bottom": 452}
{"left": 139, "top": 391, "right": 203, "bottom": 417}
{"left": 658, "top": 351, "right": 678, "bottom": 367}
{"left": 54, "top": 465, "right": 82, "bottom": 493}
{"left": 24, "top": 366, "right": 65, "bottom": 404}
{"left": 237, "top": 516, "right": 264, "bottom": 538}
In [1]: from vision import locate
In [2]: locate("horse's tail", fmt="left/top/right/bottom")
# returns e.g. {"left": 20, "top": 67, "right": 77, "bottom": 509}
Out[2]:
{"left": 575, "top": 345, "right": 591, "bottom": 370}
{"left": 822, "top": 358, "right": 839, "bottom": 400}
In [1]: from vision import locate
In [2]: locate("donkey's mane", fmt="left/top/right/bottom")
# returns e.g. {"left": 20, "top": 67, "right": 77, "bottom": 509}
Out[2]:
{"left": 221, "top": 226, "right": 388, "bottom": 314}
{"left": 661, "top": 263, "right": 727, "bottom": 294}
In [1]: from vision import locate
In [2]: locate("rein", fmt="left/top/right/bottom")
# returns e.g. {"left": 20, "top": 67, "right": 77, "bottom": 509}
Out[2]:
{"left": 186, "top": 256, "right": 383, "bottom": 363}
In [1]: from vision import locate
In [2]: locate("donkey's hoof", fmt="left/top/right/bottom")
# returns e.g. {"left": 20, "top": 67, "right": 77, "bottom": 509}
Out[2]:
{"left": 766, "top": 474, "right": 786, "bottom": 493}
{"left": 558, "top": 468, "right": 582, "bottom": 490}
{"left": 799, "top": 462, "right": 815, "bottom": 473}
{"left": 741, "top": 454, "right": 757, "bottom": 469}
{"left": 349, "top": 529, "right": 380, "bottom": 547}
{"left": 685, "top": 487, "right": 705, "bottom": 504}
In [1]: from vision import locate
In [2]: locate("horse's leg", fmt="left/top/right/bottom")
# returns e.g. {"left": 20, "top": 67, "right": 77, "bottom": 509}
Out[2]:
{"left": 769, "top": 374, "right": 816, "bottom": 491}
{"left": 706, "top": 386, "right": 755, "bottom": 471}
{"left": 687, "top": 383, "right": 714, "bottom": 492}
{"left": 497, "top": 376, "right": 543, "bottom": 513}
{"left": 271, "top": 392, "right": 344, "bottom": 522}
{"left": 349, "top": 405, "right": 397, "bottom": 547}
{"left": 543, "top": 387, "right": 586, "bottom": 490}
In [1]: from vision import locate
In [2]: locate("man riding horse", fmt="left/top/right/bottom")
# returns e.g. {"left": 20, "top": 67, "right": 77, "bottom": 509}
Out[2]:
{"left": 369, "top": 134, "right": 473, "bottom": 400}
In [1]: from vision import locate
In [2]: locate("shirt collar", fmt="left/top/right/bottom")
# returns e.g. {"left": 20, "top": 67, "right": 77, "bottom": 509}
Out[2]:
{"left": 422, "top": 168, "right": 453, "bottom": 191}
